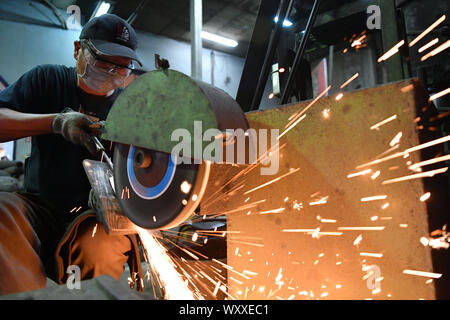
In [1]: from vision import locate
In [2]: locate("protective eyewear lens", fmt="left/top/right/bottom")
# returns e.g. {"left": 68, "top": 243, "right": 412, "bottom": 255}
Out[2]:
{"left": 82, "top": 44, "right": 133, "bottom": 77}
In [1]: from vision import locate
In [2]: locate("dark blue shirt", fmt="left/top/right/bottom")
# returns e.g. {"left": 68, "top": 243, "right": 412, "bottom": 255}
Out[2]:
{"left": 0, "top": 64, "right": 120, "bottom": 219}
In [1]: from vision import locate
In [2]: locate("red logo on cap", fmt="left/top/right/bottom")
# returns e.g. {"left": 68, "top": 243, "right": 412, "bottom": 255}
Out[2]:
{"left": 116, "top": 24, "right": 130, "bottom": 43}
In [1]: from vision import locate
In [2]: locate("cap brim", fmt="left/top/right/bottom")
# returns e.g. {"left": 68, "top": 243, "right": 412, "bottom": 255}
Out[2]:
{"left": 90, "top": 39, "right": 143, "bottom": 67}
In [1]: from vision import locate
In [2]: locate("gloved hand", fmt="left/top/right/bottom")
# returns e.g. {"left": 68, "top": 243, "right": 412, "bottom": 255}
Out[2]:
{"left": 51, "top": 108, "right": 103, "bottom": 154}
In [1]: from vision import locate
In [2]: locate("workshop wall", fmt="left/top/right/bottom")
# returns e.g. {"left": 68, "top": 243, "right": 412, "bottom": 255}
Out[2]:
{"left": 0, "top": 18, "right": 80, "bottom": 162}
{"left": 134, "top": 30, "right": 245, "bottom": 99}
{"left": 0, "top": 2, "right": 245, "bottom": 97}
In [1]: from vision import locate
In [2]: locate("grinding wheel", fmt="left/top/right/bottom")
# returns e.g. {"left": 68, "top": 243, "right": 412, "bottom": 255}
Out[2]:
{"left": 113, "top": 143, "right": 210, "bottom": 230}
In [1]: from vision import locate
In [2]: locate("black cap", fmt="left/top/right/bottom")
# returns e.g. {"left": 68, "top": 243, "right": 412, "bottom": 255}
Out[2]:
{"left": 80, "top": 14, "right": 142, "bottom": 66}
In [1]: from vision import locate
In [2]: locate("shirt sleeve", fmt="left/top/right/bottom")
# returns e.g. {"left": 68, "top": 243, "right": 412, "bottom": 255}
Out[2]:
{"left": 0, "top": 65, "right": 48, "bottom": 114}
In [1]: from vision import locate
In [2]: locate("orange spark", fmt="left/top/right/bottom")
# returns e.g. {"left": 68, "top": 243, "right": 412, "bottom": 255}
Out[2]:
{"left": 371, "top": 170, "right": 381, "bottom": 180}
{"left": 322, "top": 108, "right": 331, "bottom": 118}
{"left": 335, "top": 93, "right": 344, "bottom": 101}
{"left": 309, "top": 196, "right": 329, "bottom": 206}
{"left": 320, "top": 218, "right": 337, "bottom": 223}
{"left": 382, "top": 167, "right": 448, "bottom": 185}
{"left": 372, "top": 288, "right": 381, "bottom": 295}
{"left": 377, "top": 40, "right": 405, "bottom": 62}
{"left": 356, "top": 135, "right": 450, "bottom": 169}
{"left": 353, "top": 234, "right": 363, "bottom": 246}
{"left": 375, "top": 145, "right": 400, "bottom": 160}
{"left": 421, "top": 39, "right": 450, "bottom": 61}
{"left": 389, "top": 132, "right": 403, "bottom": 147}
{"left": 137, "top": 227, "right": 198, "bottom": 300}
{"left": 338, "top": 226, "right": 385, "bottom": 231}
{"left": 351, "top": 35, "right": 366, "bottom": 48}
{"left": 212, "top": 259, "right": 251, "bottom": 280}
{"left": 282, "top": 229, "right": 316, "bottom": 233}
{"left": 229, "top": 277, "right": 243, "bottom": 285}
{"left": 311, "top": 231, "right": 342, "bottom": 236}
{"left": 403, "top": 269, "right": 442, "bottom": 279}
{"left": 347, "top": 168, "right": 372, "bottom": 178}
{"left": 409, "top": 154, "right": 450, "bottom": 171}
{"left": 280, "top": 86, "right": 331, "bottom": 139}
{"left": 258, "top": 208, "right": 285, "bottom": 214}
{"left": 418, "top": 38, "right": 439, "bottom": 53}
{"left": 91, "top": 224, "right": 98, "bottom": 237}
{"left": 340, "top": 73, "right": 359, "bottom": 89}
{"left": 212, "top": 281, "right": 220, "bottom": 297}
{"left": 401, "top": 84, "right": 414, "bottom": 93}
{"left": 180, "top": 181, "right": 192, "bottom": 194}
{"left": 281, "top": 228, "right": 342, "bottom": 236}
{"left": 420, "top": 192, "right": 431, "bottom": 202}
{"left": 361, "top": 195, "right": 387, "bottom": 202}
{"left": 429, "top": 87, "right": 450, "bottom": 101}
{"left": 409, "top": 15, "right": 446, "bottom": 47}
{"left": 370, "top": 115, "right": 397, "bottom": 130}
{"left": 360, "top": 252, "right": 383, "bottom": 258}
{"left": 243, "top": 168, "right": 300, "bottom": 195}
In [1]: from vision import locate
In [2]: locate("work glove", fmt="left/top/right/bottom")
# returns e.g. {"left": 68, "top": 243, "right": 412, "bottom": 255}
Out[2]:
{"left": 51, "top": 108, "right": 103, "bottom": 155}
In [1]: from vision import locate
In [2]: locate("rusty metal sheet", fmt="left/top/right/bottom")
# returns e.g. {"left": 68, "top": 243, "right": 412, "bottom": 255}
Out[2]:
{"left": 202, "top": 79, "right": 449, "bottom": 300}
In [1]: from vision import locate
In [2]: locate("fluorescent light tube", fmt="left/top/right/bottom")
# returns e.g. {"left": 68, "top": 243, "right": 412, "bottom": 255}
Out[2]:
{"left": 94, "top": 1, "right": 111, "bottom": 17}
{"left": 201, "top": 31, "right": 238, "bottom": 47}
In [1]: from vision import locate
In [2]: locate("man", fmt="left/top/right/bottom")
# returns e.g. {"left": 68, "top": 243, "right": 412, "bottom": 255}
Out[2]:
{"left": 0, "top": 14, "right": 144, "bottom": 295}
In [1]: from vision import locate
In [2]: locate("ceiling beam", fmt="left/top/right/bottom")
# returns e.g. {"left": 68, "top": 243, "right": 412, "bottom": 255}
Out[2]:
{"left": 126, "top": 0, "right": 149, "bottom": 25}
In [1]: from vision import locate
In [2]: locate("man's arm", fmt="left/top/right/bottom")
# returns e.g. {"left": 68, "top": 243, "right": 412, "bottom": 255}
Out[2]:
{"left": 0, "top": 66, "right": 101, "bottom": 154}
{"left": 0, "top": 66, "right": 60, "bottom": 142}
{"left": 0, "top": 107, "right": 101, "bottom": 154}
{"left": 0, "top": 107, "right": 57, "bottom": 142}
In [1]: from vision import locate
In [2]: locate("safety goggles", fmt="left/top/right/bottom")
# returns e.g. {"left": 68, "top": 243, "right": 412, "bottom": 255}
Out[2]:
{"left": 81, "top": 40, "right": 135, "bottom": 77}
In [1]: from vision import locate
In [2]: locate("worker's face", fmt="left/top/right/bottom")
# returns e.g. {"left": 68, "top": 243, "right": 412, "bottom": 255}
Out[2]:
{"left": 74, "top": 41, "right": 132, "bottom": 95}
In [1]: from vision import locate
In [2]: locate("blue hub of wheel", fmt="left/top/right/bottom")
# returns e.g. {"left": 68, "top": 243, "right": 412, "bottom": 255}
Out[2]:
{"left": 127, "top": 145, "right": 177, "bottom": 199}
